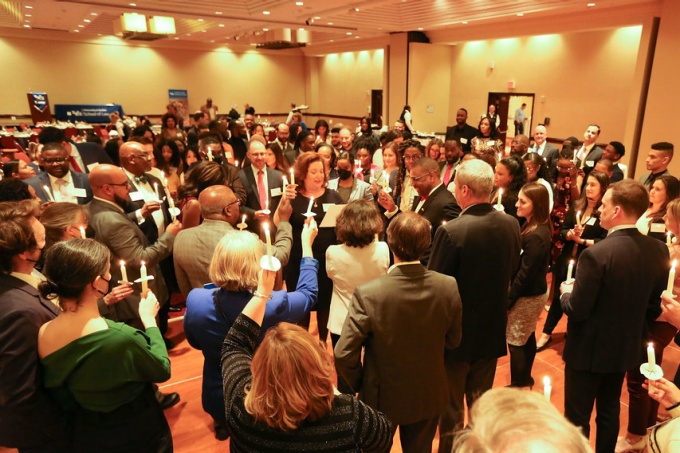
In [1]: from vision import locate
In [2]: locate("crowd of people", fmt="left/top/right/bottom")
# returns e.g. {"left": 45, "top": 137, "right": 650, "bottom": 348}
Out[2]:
{"left": 1, "top": 102, "right": 680, "bottom": 453}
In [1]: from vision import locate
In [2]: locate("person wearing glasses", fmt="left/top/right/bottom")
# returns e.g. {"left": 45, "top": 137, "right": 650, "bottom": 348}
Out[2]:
{"left": 26, "top": 142, "right": 93, "bottom": 205}
{"left": 377, "top": 139, "right": 424, "bottom": 215}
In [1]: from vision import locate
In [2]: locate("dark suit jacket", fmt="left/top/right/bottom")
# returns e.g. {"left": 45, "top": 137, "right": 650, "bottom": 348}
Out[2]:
{"left": 73, "top": 141, "right": 114, "bottom": 171}
{"left": 272, "top": 140, "right": 296, "bottom": 165}
{"left": 428, "top": 203, "right": 521, "bottom": 361}
{"left": 561, "top": 228, "right": 668, "bottom": 373}
{"left": 238, "top": 166, "right": 284, "bottom": 230}
{"left": 611, "top": 163, "right": 625, "bottom": 183}
{"left": 413, "top": 184, "right": 461, "bottom": 264}
{"left": 221, "top": 162, "right": 247, "bottom": 205}
{"left": 542, "top": 143, "right": 560, "bottom": 171}
{"left": 577, "top": 145, "right": 604, "bottom": 169}
{"left": 125, "top": 172, "right": 172, "bottom": 245}
{"left": 445, "top": 124, "right": 478, "bottom": 153}
{"left": 26, "top": 170, "right": 93, "bottom": 204}
{"left": 88, "top": 198, "right": 174, "bottom": 329}
{"left": 0, "top": 273, "right": 69, "bottom": 449}
{"left": 334, "top": 263, "right": 463, "bottom": 425}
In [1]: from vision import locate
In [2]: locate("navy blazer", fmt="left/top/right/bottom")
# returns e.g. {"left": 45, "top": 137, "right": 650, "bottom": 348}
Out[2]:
{"left": 561, "top": 228, "right": 669, "bottom": 373}
{"left": 72, "top": 141, "right": 113, "bottom": 171}
{"left": 26, "top": 170, "right": 93, "bottom": 204}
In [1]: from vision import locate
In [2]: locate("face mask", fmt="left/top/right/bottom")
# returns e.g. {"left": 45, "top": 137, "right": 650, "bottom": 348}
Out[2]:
{"left": 95, "top": 276, "right": 111, "bottom": 297}
{"left": 338, "top": 169, "right": 353, "bottom": 180}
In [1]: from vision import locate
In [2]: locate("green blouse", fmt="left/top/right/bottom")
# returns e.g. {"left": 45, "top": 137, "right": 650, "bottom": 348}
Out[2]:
{"left": 41, "top": 319, "right": 170, "bottom": 413}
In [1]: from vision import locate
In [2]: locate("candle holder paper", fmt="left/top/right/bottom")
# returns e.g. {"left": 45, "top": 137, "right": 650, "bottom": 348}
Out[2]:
{"left": 493, "top": 204, "right": 505, "bottom": 212}
{"left": 133, "top": 275, "right": 155, "bottom": 285}
{"left": 260, "top": 255, "right": 281, "bottom": 272}
{"left": 302, "top": 212, "right": 317, "bottom": 218}
{"left": 640, "top": 363, "right": 663, "bottom": 381}
{"left": 237, "top": 222, "right": 248, "bottom": 231}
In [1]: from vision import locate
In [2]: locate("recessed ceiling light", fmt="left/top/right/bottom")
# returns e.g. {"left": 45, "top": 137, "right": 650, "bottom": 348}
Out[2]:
{"left": 296, "top": 1, "right": 304, "bottom": 5}
{"left": 263, "top": 10, "right": 270, "bottom": 15}
{"left": 417, "top": 27, "right": 423, "bottom": 30}
{"left": 210, "top": 40, "right": 215, "bottom": 43}
{"left": 198, "top": 18, "right": 204, "bottom": 22}
{"left": 516, "top": 13, "right": 524, "bottom": 16}
{"left": 84, "top": 19, "right": 91, "bottom": 22}
{"left": 263, "top": 27, "right": 269, "bottom": 31}
{"left": 299, "top": 27, "right": 305, "bottom": 31}
{"left": 462, "top": 21, "right": 468, "bottom": 24}
{"left": 129, "top": 3, "right": 136, "bottom": 7}
{"left": 354, "top": 8, "right": 360, "bottom": 12}
{"left": 78, "top": 24, "right": 84, "bottom": 27}
{"left": 201, "top": 29, "right": 207, "bottom": 32}
{"left": 355, "top": 36, "right": 360, "bottom": 38}
{"left": 215, "top": 11, "right": 222, "bottom": 15}
{"left": 174, "top": 37, "right": 179, "bottom": 40}
{"left": 23, "top": 24, "right": 30, "bottom": 28}
{"left": 313, "top": 16, "right": 321, "bottom": 20}
{"left": 91, "top": 12, "right": 97, "bottom": 16}
{"left": 218, "top": 24, "right": 225, "bottom": 27}
{"left": 587, "top": 2, "right": 596, "bottom": 6}
{"left": 73, "top": 29, "right": 79, "bottom": 32}
{"left": 25, "top": 13, "right": 32, "bottom": 17}
{"left": 25, "top": 5, "right": 33, "bottom": 8}
{"left": 346, "top": 31, "right": 352, "bottom": 35}
{"left": 330, "top": 39, "right": 334, "bottom": 42}
{"left": 327, "top": 22, "right": 333, "bottom": 25}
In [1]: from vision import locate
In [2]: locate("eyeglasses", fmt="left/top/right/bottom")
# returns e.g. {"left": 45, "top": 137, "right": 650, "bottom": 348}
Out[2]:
{"left": 226, "top": 199, "right": 240, "bottom": 207}
{"left": 403, "top": 154, "right": 422, "bottom": 161}
{"left": 130, "top": 153, "right": 152, "bottom": 161}
{"left": 106, "top": 181, "right": 131, "bottom": 188}
{"left": 43, "top": 157, "right": 68, "bottom": 164}
{"left": 411, "top": 172, "right": 434, "bottom": 182}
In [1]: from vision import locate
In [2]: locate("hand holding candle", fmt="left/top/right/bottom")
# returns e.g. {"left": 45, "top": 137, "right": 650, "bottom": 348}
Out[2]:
{"left": 259, "top": 222, "right": 281, "bottom": 271}
{"left": 668, "top": 259, "right": 677, "bottom": 294}
{"left": 140, "top": 260, "right": 148, "bottom": 294}
{"left": 303, "top": 196, "right": 316, "bottom": 217}
{"left": 567, "top": 259, "right": 575, "bottom": 282}
{"left": 289, "top": 168, "right": 295, "bottom": 185}
{"left": 120, "top": 260, "right": 128, "bottom": 283}
{"left": 237, "top": 214, "right": 247, "bottom": 231}
{"left": 79, "top": 226, "right": 86, "bottom": 239}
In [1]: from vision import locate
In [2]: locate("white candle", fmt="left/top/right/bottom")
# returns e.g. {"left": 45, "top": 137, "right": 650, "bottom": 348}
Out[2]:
{"left": 79, "top": 226, "right": 86, "bottom": 239}
{"left": 140, "top": 260, "right": 148, "bottom": 293}
{"left": 289, "top": 168, "right": 295, "bottom": 185}
{"left": 382, "top": 170, "right": 388, "bottom": 185}
{"left": 164, "top": 187, "right": 175, "bottom": 209}
{"left": 668, "top": 259, "right": 677, "bottom": 294}
{"left": 265, "top": 199, "right": 269, "bottom": 211}
{"left": 207, "top": 149, "right": 214, "bottom": 161}
{"left": 306, "top": 196, "right": 314, "bottom": 215}
{"left": 667, "top": 232, "right": 672, "bottom": 246}
{"left": 647, "top": 342, "right": 656, "bottom": 368}
{"left": 567, "top": 259, "right": 575, "bottom": 282}
{"left": 235, "top": 160, "right": 239, "bottom": 168}
{"left": 497, "top": 188, "right": 503, "bottom": 207}
{"left": 543, "top": 376, "right": 552, "bottom": 401}
{"left": 43, "top": 185, "right": 55, "bottom": 202}
{"left": 576, "top": 210, "right": 582, "bottom": 227}
{"left": 263, "top": 222, "right": 274, "bottom": 268}
{"left": 370, "top": 169, "right": 375, "bottom": 182}
{"left": 120, "top": 260, "right": 128, "bottom": 283}
{"left": 154, "top": 182, "right": 162, "bottom": 201}
{"left": 160, "top": 171, "right": 165, "bottom": 183}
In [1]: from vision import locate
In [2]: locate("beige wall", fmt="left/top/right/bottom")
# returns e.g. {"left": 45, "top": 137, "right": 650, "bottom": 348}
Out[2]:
{"left": 447, "top": 27, "right": 643, "bottom": 143}
{"left": 407, "top": 43, "right": 452, "bottom": 134}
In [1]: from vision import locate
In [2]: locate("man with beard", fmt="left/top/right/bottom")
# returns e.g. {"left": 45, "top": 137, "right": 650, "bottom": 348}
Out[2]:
{"left": 439, "top": 139, "right": 463, "bottom": 191}
{"left": 445, "top": 108, "right": 478, "bottom": 154}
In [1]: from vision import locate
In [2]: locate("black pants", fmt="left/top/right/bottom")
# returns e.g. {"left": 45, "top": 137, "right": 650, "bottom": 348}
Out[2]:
{"left": 331, "top": 333, "right": 355, "bottom": 394}
{"left": 508, "top": 333, "right": 537, "bottom": 387}
{"left": 392, "top": 416, "right": 440, "bottom": 453}
{"left": 514, "top": 121, "right": 524, "bottom": 136}
{"left": 564, "top": 366, "right": 625, "bottom": 453}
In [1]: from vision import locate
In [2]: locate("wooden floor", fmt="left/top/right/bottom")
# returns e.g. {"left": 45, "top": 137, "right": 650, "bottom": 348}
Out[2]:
{"left": 2, "top": 303, "right": 679, "bottom": 453}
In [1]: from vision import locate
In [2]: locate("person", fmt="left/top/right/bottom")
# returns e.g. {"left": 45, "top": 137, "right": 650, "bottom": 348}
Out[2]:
{"left": 326, "top": 200, "right": 388, "bottom": 353}
{"left": 354, "top": 137, "right": 382, "bottom": 182}
{"left": 184, "top": 225, "right": 317, "bottom": 441}
{"left": 523, "top": 152, "right": 554, "bottom": 210}
{"left": 313, "top": 119, "right": 330, "bottom": 144}
{"left": 400, "top": 104, "right": 415, "bottom": 134}
{"left": 452, "top": 388, "right": 593, "bottom": 453}
{"left": 227, "top": 120, "right": 248, "bottom": 166}
{"left": 200, "top": 97, "right": 219, "bottom": 121}
{"left": 602, "top": 141, "right": 626, "bottom": 182}
{"left": 315, "top": 142, "right": 338, "bottom": 181}
{"left": 574, "top": 123, "right": 604, "bottom": 171}
{"left": 428, "top": 159, "right": 522, "bottom": 453}
{"left": 0, "top": 201, "right": 71, "bottom": 452}
{"left": 639, "top": 142, "right": 674, "bottom": 189}
{"left": 272, "top": 123, "right": 294, "bottom": 164}
{"left": 506, "top": 183, "right": 552, "bottom": 388}
{"left": 265, "top": 142, "right": 291, "bottom": 173}
{"left": 356, "top": 116, "right": 380, "bottom": 147}
{"left": 292, "top": 129, "right": 316, "bottom": 158}
{"left": 482, "top": 104, "right": 500, "bottom": 129}
{"left": 530, "top": 124, "right": 560, "bottom": 171}
{"left": 537, "top": 171, "right": 609, "bottom": 351}
{"left": 38, "top": 126, "right": 113, "bottom": 173}
{"left": 510, "top": 134, "right": 530, "bottom": 156}
{"left": 636, "top": 174, "right": 680, "bottom": 242}
{"left": 492, "top": 155, "right": 527, "bottom": 223}
{"left": 471, "top": 116, "right": 503, "bottom": 157}
{"left": 2, "top": 159, "right": 36, "bottom": 180}
{"left": 279, "top": 152, "right": 343, "bottom": 343}
{"left": 177, "top": 160, "right": 228, "bottom": 228}
{"left": 335, "top": 212, "right": 462, "bottom": 453}
{"left": 641, "top": 377, "right": 680, "bottom": 452}
{"left": 559, "top": 179, "right": 669, "bottom": 452}
{"left": 426, "top": 137, "right": 445, "bottom": 162}
{"left": 220, "top": 243, "right": 393, "bottom": 452}
{"left": 37, "top": 239, "right": 172, "bottom": 452}
{"left": 159, "top": 112, "right": 185, "bottom": 144}
{"left": 439, "top": 139, "right": 463, "bottom": 191}
{"left": 445, "top": 108, "right": 478, "bottom": 154}
{"left": 153, "top": 140, "right": 183, "bottom": 196}
{"left": 381, "top": 140, "right": 423, "bottom": 214}
{"left": 25, "top": 142, "right": 93, "bottom": 205}
{"left": 327, "top": 151, "right": 373, "bottom": 203}
{"left": 514, "top": 103, "right": 527, "bottom": 136}
{"left": 338, "top": 126, "right": 356, "bottom": 156}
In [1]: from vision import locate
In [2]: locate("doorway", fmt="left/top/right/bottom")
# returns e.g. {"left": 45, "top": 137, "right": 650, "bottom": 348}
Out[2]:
{"left": 487, "top": 92, "right": 535, "bottom": 145}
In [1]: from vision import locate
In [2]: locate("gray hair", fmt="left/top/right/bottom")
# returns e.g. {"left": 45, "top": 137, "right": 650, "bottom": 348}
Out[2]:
{"left": 455, "top": 159, "right": 494, "bottom": 198}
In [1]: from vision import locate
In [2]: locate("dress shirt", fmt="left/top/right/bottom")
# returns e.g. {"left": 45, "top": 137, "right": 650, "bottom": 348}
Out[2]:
{"left": 607, "top": 224, "right": 637, "bottom": 236}
{"left": 514, "top": 108, "right": 526, "bottom": 123}
{"left": 250, "top": 165, "right": 269, "bottom": 209}
{"left": 387, "top": 260, "right": 421, "bottom": 274}
{"left": 67, "top": 143, "right": 87, "bottom": 174}
{"left": 124, "top": 169, "right": 165, "bottom": 236}
{"left": 533, "top": 142, "right": 545, "bottom": 155}
{"left": 577, "top": 143, "right": 596, "bottom": 166}
{"left": 10, "top": 271, "right": 41, "bottom": 289}
{"left": 47, "top": 172, "right": 76, "bottom": 203}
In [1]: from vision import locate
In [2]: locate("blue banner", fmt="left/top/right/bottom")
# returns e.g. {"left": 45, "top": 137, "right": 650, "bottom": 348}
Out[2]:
{"left": 168, "top": 89, "right": 188, "bottom": 99}
{"left": 53, "top": 104, "right": 124, "bottom": 123}
{"left": 31, "top": 92, "right": 48, "bottom": 112}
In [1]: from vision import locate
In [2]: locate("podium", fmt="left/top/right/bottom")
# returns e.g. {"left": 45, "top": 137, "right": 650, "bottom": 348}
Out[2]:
{"left": 26, "top": 92, "right": 52, "bottom": 124}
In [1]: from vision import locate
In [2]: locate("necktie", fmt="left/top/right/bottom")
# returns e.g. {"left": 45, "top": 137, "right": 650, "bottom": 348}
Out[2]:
{"left": 56, "top": 179, "right": 72, "bottom": 202}
{"left": 257, "top": 170, "right": 268, "bottom": 211}
{"left": 443, "top": 164, "right": 453, "bottom": 187}
{"left": 68, "top": 156, "right": 83, "bottom": 173}
{"left": 135, "top": 175, "right": 148, "bottom": 184}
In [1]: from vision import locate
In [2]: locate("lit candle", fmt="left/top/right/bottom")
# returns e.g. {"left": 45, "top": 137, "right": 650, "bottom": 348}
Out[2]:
{"left": 306, "top": 196, "right": 314, "bottom": 215}
{"left": 265, "top": 199, "right": 269, "bottom": 212}
{"left": 497, "top": 188, "right": 503, "bottom": 208}
{"left": 154, "top": 182, "right": 162, "bottom": 201}
{"left": 289, "top": 168, "right": 295, "bottom": 185}
{"left": 263, "top": 222, "right": 274, "bottom": 269}
{"left": 207, "top": 149, "right": 214, "bottom": 161}
{"left": 567, "top": 259, "right": 575, "bottom": 282}
{"left": 235, "top": 160, "right": 239, "bottom": 168}
{"left": 140, "top": 260, "right": 148, "bottom": 293}
{"left": 282, "top": 176, "right": 288, "bottom": 195}
{"left": 370, "top": 169, "right": 375, "bottom": 182}
{"left": 238, "top": 214, "right": 247, "bottom": 231}
{"left": 668, "top": 232, "right": 672, "bottom": 246}
{"left": 576, "top": 211, "right": 582, "bottom": 227}
{"left": 442, "top": 220, "right": 447, "bottom": 225}
{"left": 79, "top": 226, "right": 86, "bottom": 239}
{"left": 382, "top": 170, "right": 388, "bottom": 185}
{"left": 120, "top": 260, "right": 128, "bottom": 282}
{"left": 647, "top": 342, "right": 656, "bottom": 368}
{"left": 543, "top": 376, "right": 552, "bottom": 401}
{"left": 668, "top": 259, "right": 677, "bottom": 294}
{"left": 43, "top": 185, "right": 55, "bottom": 202}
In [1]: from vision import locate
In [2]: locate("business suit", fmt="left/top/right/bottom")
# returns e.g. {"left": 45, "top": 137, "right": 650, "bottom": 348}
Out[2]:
{"left": 560, "top": 228, "right": 668, "bottom": 452}
{"left": 335, "top": 263, "right": 462, "bottom": 453}
{"left": 125, "top": 172, "right": 172, "bottom": 245}
{"left": 412, "top": 184, "right": 461, "bottom": 264}
{"left": 26, "top": 170, "right": 93, "bottom": 204}
{"left": 238, "top": 166, "right": 284, "bottom": 231}
{"left": 611, "top": 163, "right": 625, "bottom": 183}
{"left": 0, "top": 273, "right": 70, "bottom": 450}
{"left": 88, "top": 198, "right": 174, "bottom": 330}
{"left": 173, "top": 219, "right": 293, "bottom": 297}
{"left": 428, "top": 203, "right": 521, "bottom": 453}
{"left": 72, "top": 141, "right": 114, "bottom": 171}
{"left": 271, "top": 140, "right": 295, "bottom": 165}
{"left": 576, "top": 144, "right": 604, "bottom": 169}
{"left": 445, "top": 124, "right": 478, "bottom": 153}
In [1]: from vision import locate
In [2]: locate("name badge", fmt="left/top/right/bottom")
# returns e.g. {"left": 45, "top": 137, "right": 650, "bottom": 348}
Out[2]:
{"left": 129, "top": 191, "right": 144, "bottom": 202}
{"left": 270, "top": 187, "right": 282, "bottom": 197}
{"left": 585, "top": 160, "right": 595, "bottom": 167}
{"left": 69, "top": 187, "right": 87, "bottom": 198}
{"left": 225, "top": 152, "right": 233, "bottom": 159}
{"left": 651, "top": 223, "right": 666, "bottom": 234}
{"left": 86, "top": 163, "right": 99, "bottom": 172}
{"left": 460, "top": 138, "right": 468, "bottom": 144}
{"left": 586, "top": 217, "right": 597, "bottom": 226}
{"left": 322, "top": 203, "right": 335, "bottom": 212}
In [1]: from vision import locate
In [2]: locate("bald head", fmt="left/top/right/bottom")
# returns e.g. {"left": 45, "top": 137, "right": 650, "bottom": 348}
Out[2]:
{"left": 118, "top": 141, "right": 150, "bottom": 175}
{"left": 199, "top": 185, "right": 238, "bottom": 222}
{"left": 89, "top": 164, "right": 128, "bottom": 200}
{"left": 118, "top": 141, "right": 144, "bottom": 160}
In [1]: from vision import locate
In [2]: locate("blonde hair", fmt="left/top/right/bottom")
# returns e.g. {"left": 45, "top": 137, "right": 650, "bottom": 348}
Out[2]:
{"left": 208, "top": 231, "right": 261, "bottom": 291}
{"left": 453, "top": 388, "right": 592, "bottom": 453}
{"left": 245, "top": 323, "right": 334, "bottom": 430}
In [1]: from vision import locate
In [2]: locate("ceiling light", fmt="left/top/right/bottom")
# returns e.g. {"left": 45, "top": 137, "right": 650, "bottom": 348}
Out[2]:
{"left": 296, "top": 1, "right": 304, "bottom": 5}
{"left": 201, "top": 29, "right": 207, "bottom": 32}
{"left": 198, "top": 18, "right": 204, "bottom": 22}
{"left": 417, "top": 27, "right": 423, "bottom": 30}
{"left": 73, "top": 29, "right": 79, "bottom": 32}
{"left": 78, "top": 24, "right": 84, "bottom": 28}
{"left": 219, "top": 24, "right": 225, "bottom": 27}
{"left": 263, "top": 27, "right": 268, "bottom": 31}
{"left": 91, "top": 12, "right": 97, "bottom": 16}
{"left": 263, "top": 11, "right": 270, "bottom": 15}
{"left": 354, "top": 8, "right": 360, "bottom": 12}
{"left": 25, "top": 5, "right": 33, "bottom": 8}
{"left": 462, "top": 21, "right": 468, "bottom": 24}
{"left": 346, "top": 31, "right": 352, "bottom": 35}
{"left": 23, "top": 24, "right": 30, "bottom": 28}
{"left": 313, "top": 16, "right": 321, "bottom": 20}
{"left": 327, "top": 22, "right": 333, "bottom": 25}
{"left": 129, "top": 3, "right": 136, "bottom": 7}
{"left": 330, "top": 39, "right": 334, "bottom": 42}
{"left": 299, "top": 27, "right": 305, "bottom": 31}
{"left": 215, "top": 11, "right": 222, "bottom": 15}
{"left": 355, "top": 36, "right": 360, "bottom": 38}
{"left": 84, "top": 19, "right": 91, "bottom": 22}
{"left": 587, "top": 2, "right": 596, "bottom": 5}
{"left": 25, "top": 13, "right": 32, "bottom": 17}
{"left": 516, "top": 13, "right": 524, "bottom": 16}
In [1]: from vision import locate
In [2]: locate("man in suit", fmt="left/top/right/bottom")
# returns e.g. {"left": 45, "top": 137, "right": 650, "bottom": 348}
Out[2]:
{"left": 575, "top": 123, "right": 604, "bottom": 170}
{"left": 26, "top": 142, "right": 93, "bottom": 204}
{"left": 560, "top": 179, "right": 668, "bottom": 453}
{"left": 428, "top": 159, "right": 522, "bottom": 453}
{"left": 238, "top": 140, "right": 284, "bottom": 233}
{"left": 227, "top": 120, "right": 248, "bottom": 166}
{"left": 638, "top": 141, "right": 674, "bottom": 189}
{"left": 509, "top": 134, "right": 530, "bottom": 156}
{"left": 174, "top": 185, "right": 293, "bottom": 297}
{"left": 439, "top": 139, "right": 463, "bottom": 191}
{"left": 409, "top": 157, "right": 461, "bottom": 264}
{"left": 0, "top": 201, "right": 70, "bottom": 451}
{"left": 335, "top": 212, "right": 463, "bottom": 453}
{"left": 531, "top": 124, "right": 559, "bottom": 171}
{"left": 38, "top": 126, "right": 113, "bottom": 173}
{"left": 198, "top": 134, "right": 248, "bottom": 204}
{"left": 603, "top": 141, "right": 627, "bottom": 181}
{"left": 445, "top": 108, "right": 478, "bottom": 154}
{"left": 271, "top": 122, "right": 295, "bottom": 164}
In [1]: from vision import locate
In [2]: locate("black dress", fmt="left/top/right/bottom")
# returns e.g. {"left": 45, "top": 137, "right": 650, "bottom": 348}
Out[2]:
{"left": 283, "top": 189, "right": 343, "bottom": 341}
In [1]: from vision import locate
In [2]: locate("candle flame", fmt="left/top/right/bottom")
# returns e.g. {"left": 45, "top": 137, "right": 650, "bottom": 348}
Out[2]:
{"left": 120, "top": 260, "right": 125, "bottom": 266}
{"left": 141, "top": 260, "right": 145, "bottom": 266}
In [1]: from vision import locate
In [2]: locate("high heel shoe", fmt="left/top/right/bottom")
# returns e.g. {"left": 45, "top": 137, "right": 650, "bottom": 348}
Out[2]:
{"left": 614, "top": 435, "right": 646, "bottom": 453}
